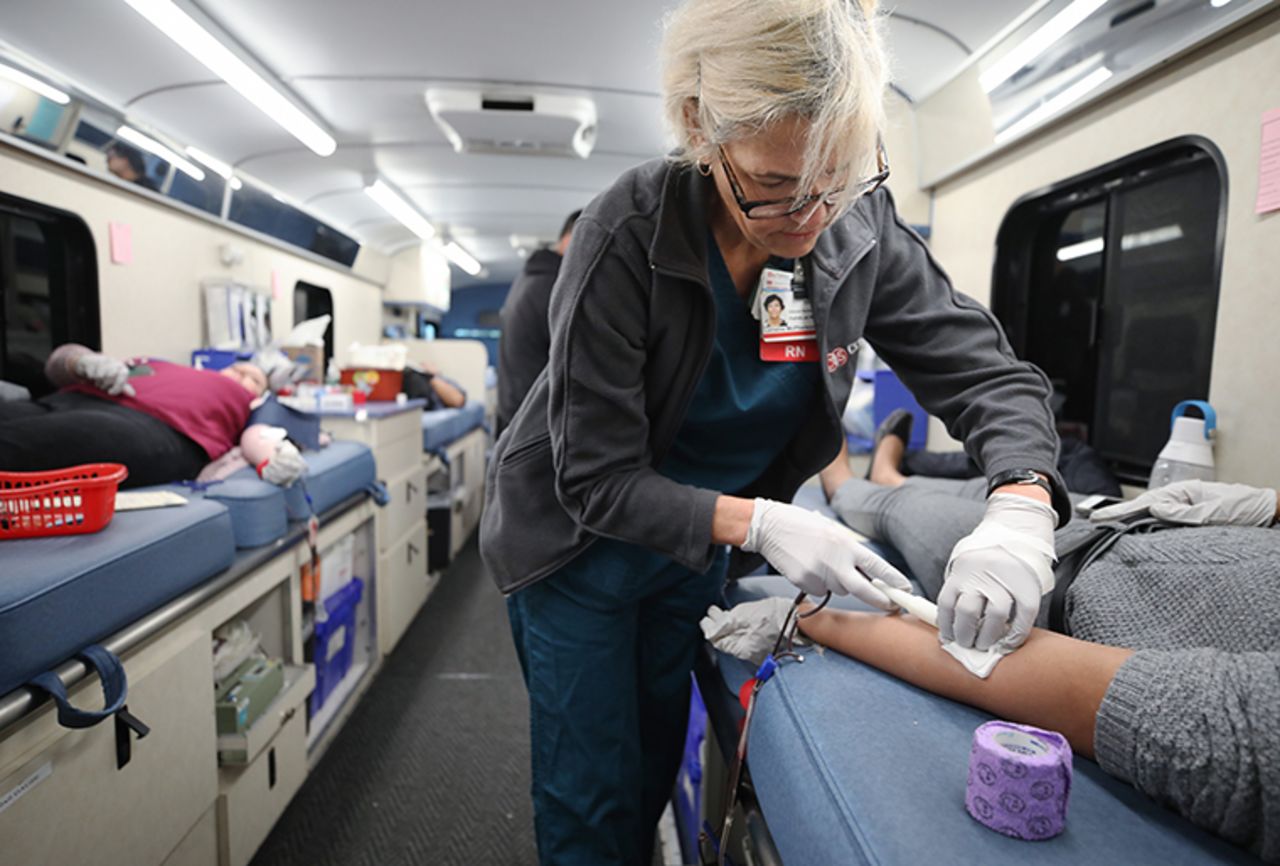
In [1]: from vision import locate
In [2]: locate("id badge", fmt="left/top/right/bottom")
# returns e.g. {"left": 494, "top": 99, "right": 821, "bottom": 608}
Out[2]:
{"left": 757, "top": 266, "right": 817, "bottom": 362}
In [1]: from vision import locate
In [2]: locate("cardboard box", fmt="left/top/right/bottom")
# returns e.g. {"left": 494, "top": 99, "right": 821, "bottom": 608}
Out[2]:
{"left": 215, "top": 657, "right": 285, "bottom": 736}
{"left": 282, "top": 345, "right": 325, "bottom": 383}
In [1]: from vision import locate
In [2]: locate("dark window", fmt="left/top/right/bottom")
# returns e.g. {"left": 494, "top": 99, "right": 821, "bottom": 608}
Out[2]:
{"left": 231, "top": 185, "right": 360, "bottom": 267}
{"left": 993, "top": 137, "right": 1226, "bottom": 484}
{"left": 168, "top": 170, "right": 226, "bottom": 217}
{"left": 0, "top": 192, "right": 100, "bottom": 398}
{"left": 293, "top": 281, "right": 334, "bottom": 370}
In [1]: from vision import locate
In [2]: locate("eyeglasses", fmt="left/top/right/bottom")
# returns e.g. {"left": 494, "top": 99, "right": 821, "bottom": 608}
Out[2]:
{"left": 718, "top": 142, "right": 890, "bottom": 220}
{"left": 700, "top": 589, "right": 831, "bottom": 866}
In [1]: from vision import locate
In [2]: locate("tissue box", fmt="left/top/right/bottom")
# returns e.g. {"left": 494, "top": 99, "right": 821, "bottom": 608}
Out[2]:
{"left": 282, "top": 345, "right": 325, "bottom": 382}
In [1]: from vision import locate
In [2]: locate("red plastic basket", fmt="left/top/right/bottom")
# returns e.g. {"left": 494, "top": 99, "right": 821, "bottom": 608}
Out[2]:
{"left": 0, "top": 463, "right": 128, "bottom": 540}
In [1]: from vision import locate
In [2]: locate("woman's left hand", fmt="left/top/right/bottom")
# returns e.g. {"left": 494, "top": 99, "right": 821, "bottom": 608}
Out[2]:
{"left": 937, "top": 494, "right": 1056, "bottom": 651}
{"left": 260, "top": 440, "right": 306, "bottom": 487}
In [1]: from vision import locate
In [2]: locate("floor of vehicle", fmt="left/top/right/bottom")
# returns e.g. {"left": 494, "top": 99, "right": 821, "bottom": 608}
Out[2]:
{"left": 251, "top": 537, "right": 538, "bottom": 865}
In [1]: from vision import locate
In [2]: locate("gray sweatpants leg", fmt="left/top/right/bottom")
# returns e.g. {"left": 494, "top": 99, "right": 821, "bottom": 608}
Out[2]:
{"left": 829, "top": 477, "right": 988, "bottom": 601}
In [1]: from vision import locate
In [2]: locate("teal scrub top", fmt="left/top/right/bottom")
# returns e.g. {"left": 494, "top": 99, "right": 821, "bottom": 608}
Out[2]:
{"left": 552, "top": 230, "right": 822, "bottom": 582}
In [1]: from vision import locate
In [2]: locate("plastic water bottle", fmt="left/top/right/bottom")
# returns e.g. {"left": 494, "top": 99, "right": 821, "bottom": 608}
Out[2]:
{"left": 1148, "top": 400, "right": 1216, "bottom": 490}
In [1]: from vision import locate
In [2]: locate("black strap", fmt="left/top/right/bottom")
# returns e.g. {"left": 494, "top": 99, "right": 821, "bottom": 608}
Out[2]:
{"left": 28, "top": 644, "right": 128, "bottom": 729}
{"left": 1049, "top": 517, "right": 1164, "bottom": 633}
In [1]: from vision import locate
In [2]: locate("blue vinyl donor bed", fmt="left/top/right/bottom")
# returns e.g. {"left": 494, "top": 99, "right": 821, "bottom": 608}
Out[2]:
{"left": 0, "top": 499, "right": 235, "bottom": 697}
{"left": 0, "top": 440, "right": 381, "bottom": 700}
{"left": 420, "top": 402, "right": 486, "bottom": 457}
{"left": 704, "top": 574, "right": 1260, "bottom": 865}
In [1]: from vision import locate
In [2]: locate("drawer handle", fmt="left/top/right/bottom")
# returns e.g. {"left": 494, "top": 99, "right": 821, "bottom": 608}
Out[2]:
{"left": 406, "top": 481, "right": 418, "bottom": 502}
{"left": 408, "top": 543, "right": 420, "bottom": 564}
{"left": 281, "top": 706, "right": 297, "bottom": 725}
{"left": 115, "top": 705, "right": 151, "bottom": 771}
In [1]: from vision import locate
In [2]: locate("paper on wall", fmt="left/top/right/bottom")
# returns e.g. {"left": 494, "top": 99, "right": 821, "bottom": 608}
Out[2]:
{"left": 1257, "top": 108, "right": 1280, "bottom": 216}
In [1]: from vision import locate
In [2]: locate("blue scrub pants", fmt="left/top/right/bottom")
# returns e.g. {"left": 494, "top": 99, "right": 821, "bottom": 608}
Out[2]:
{"left": 507, "top": 544, "right": 728, "bottom": 866}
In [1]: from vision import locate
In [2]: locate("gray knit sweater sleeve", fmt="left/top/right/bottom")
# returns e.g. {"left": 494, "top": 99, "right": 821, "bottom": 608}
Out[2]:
{"left": 1094, "top": 649, "right": 1280, "bottom": 862}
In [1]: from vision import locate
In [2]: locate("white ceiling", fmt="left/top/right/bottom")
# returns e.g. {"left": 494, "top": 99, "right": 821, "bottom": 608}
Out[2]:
{"left": 0, "top": 0, "right": 1034, "bottom": 287}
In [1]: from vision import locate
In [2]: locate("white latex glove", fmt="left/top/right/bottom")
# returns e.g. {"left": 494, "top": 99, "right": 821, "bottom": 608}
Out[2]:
{"left": 1091, "top": 480, "right": 1277, "bottom": 528}
{"left": 259, "top": 440, "right": 306, "bottom": 487}
{"left": 938, "top": 494, "right": 1056, "bottom": 651}
{"left": 73, "top": 352, "right": 135, "bottom": 397}
{"left": 700, "top": 597, "right": 801, "bottom": 665}
{"left": 741, "top": 498, "right": 911, "bottom": 611}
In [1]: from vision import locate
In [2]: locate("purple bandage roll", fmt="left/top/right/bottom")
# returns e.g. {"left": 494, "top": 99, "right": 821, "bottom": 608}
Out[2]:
{"left": 965, "top": 721, "right": 1072, "bottom": 841}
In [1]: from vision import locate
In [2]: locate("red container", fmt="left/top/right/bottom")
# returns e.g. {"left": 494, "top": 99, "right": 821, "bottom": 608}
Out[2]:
{"left": 339, "top": 368, "right": 403, "bottom": 401}
{"left": 0, "top": 463, "right": 128, "bottom": 540}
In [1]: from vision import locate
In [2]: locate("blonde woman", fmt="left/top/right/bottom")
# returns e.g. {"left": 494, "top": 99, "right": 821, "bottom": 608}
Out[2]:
{"left": 481, "top": 0, "right": 1069, "bottom": 861}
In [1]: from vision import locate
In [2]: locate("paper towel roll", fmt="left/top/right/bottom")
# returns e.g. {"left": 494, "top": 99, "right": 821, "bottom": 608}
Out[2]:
{"left": 965, "top": 721, "right": 1072, "bottom": 841}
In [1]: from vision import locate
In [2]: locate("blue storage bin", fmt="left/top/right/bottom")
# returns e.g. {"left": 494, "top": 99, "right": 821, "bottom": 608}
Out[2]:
{"left": 674, "top": 677, "right": 708, "bottom": 863}
{"left": 847, "top": 369, "right": 929, "bottom": 452}
{"left": 192, "top": 348, "right": 250, "bottom": 371}
{"left": 309, "top": 577, "right": 364, "bottom": 716}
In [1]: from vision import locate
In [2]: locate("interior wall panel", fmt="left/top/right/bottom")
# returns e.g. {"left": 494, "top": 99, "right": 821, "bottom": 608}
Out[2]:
{"left": 0, "top": 144, "right": 389, "bottom": 365}
{"left": 926, "top": 11, "right": 1280, "bottom": 486}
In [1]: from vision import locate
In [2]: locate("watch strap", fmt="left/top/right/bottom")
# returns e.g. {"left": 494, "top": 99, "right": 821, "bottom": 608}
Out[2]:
{"left": 987, "top": 468, "right": 1054, "bottom": 499}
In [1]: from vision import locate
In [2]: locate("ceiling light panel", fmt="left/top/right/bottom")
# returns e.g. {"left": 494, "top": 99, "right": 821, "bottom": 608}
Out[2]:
{"left": 364, "top": 180, "right": 435, "bottom": 241}
{"left": 0, "top": 62, "right": 70, "bottom": 105}
{"left": 995, "top": 66, "right": 1113, "bottom": 144}
{"left": 980, "top": 0, "right": 1109, "bottom": 94}
{"left": 443, "top": 241, "right": 482, "bottom": 276}
{"left": 119, "top": 0, "right": 337, "bottom": 156}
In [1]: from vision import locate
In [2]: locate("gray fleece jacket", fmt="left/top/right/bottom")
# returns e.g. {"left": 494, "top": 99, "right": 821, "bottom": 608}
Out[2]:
{"left": 480, "top": 158, "right": 1069, "bottom": 594}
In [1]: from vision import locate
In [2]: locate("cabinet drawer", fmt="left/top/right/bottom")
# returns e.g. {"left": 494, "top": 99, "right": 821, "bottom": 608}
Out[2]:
{"left": 373, "top": 427, "right": 423, "bottom": 481}
{"left": 320, "top": 408, "right": 420, "bottom": 451}
{"left": 0, "top": 632, "right": 216, "bottom": 866}
{"left": 377, "top": 465, "right": 428, "bottom": 552}
{"left": 216, "top": 706, "right": 307, "bottom": 866}
{"left": 377, "top": 522, "right": 434, "bottom": 655}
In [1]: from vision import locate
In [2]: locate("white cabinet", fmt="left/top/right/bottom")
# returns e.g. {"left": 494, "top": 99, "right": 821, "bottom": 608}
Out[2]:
{"left": 0, "top": 630, "right": 217, "bottom": 866}
{"left": 318, "top": 402, "right": 434, "bottom": 656}
{"left": 216, "top": 695, "right": 309, "bottom": 866}
{"left": 378, "top": 522, "right": 435, "bottom": 653}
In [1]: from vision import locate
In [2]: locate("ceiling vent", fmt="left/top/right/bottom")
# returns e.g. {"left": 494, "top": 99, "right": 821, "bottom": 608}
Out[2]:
{"left": 425, "top": 87, "right": 597, "bottom": 159}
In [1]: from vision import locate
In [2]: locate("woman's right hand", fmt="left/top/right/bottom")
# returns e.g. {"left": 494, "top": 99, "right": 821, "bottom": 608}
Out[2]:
{"left": 741, "top": 498, "right": 911, "bottom": 610}
{"left": 73, "top": 352, "right": 135, "bottom": 397}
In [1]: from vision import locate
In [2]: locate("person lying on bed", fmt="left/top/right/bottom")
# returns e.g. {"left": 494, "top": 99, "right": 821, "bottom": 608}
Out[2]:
{"left": 736, "top": 436, "right": 1279, "bottom": 861}
{"left": 853, "top": 408, "right": 1122, "bottom": 497}
{"left": 401, "top": 359, "right": 467, "bottom": 410}
{"left": 0, "top": 343, "right": 304, "bottom": 488}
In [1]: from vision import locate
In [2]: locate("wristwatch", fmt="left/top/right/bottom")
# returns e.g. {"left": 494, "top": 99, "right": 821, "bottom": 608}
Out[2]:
{"left": 987, "top": 468, "right": 1054, "bottom": 499}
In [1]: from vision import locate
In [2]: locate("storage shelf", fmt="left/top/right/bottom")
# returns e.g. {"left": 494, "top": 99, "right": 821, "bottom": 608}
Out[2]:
{"left": 218, "top": 664, "right": 315, "bottom": 767}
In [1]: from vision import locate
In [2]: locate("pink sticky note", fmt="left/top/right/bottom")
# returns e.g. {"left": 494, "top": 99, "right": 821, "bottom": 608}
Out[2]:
{"left": 108, "top": 222, "right": 133, "bottom": 264}
{"left": 271, "top": 269, "right": 283, "bottom": 301}
{"left": 1256, "top": 108, "right": 1280, "bottom": 216}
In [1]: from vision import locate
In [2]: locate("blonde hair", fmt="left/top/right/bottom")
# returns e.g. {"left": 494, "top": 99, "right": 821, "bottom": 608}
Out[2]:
{"left": 661, "top": 0, "right": 888, "bottom": 206}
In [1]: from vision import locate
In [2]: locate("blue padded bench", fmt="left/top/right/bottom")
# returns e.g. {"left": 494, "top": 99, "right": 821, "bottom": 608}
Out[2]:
{"left": 202, "top": 477, "right": 287, "bottom": 548}
{"left": 281, "top": 439, "right": 380, "bottom": 519}
{"left": 712, "top": 575, "right": 1258, "bottom": 865}
{"left": 421, "top": 403, "right": 486, "bottom": 455}
{"left": 149, "top": 441, "right": 378, "bottom": 550}
{"left": 0, "top": 497, "right": 236, "bottom": 696}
